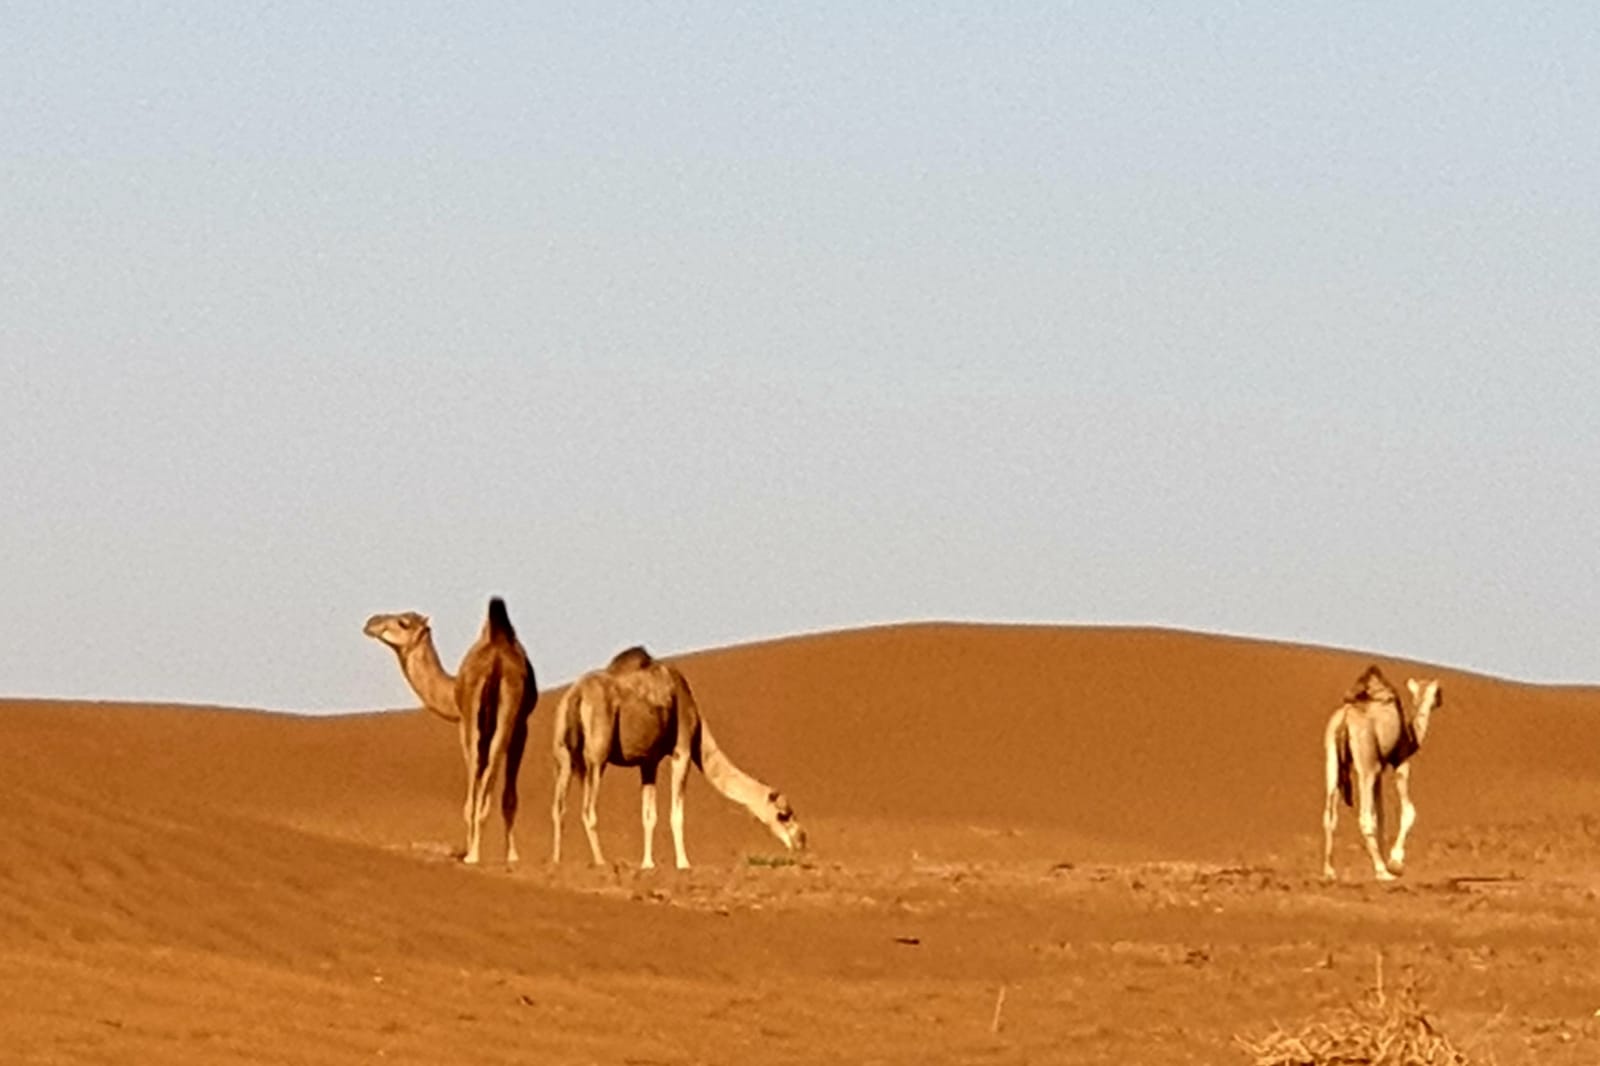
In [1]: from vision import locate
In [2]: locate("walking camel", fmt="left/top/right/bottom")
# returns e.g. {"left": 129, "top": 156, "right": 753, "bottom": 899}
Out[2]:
{"left": 364, "top": 601, "right": 537, "bottom": 864}
{"left": 1321, "top": 665, "right": 1445, "bottom": 882}
{"left": 552, "top": 645, "right": 807, "bottom": 869}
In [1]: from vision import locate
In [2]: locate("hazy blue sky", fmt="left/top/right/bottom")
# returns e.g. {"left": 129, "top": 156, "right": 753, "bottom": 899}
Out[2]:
{"left": 4, "top": 4, "right": 1597, "bottom": 711}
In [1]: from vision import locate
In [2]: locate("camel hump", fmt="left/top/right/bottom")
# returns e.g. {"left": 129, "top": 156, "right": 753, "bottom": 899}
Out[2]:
{"left": 607, "top": 645, "right": 654, "bottom": 672}
{"left": 485, "top": 597, "right": 517, "bottom": 643}
{"left": 1345, "top": 665, "right": 1397, "bottom": 705}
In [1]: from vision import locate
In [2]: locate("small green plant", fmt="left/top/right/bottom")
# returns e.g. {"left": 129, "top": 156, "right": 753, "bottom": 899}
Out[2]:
{"left": 745, "top": 853, "right": 799, "bottom": 868}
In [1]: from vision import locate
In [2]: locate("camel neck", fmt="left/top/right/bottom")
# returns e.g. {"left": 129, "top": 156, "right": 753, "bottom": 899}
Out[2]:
{"left": 398, "top": 636, "right": 457, "bottom": 717}
{"left": 1411, "top": 697, "right": 1436, "bottom": 743}
{"left": 698, "top": 738, "right": 772, "bottom": 810}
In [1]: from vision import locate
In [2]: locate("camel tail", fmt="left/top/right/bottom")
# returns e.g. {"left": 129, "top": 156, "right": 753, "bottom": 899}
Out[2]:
{"left": 486, "top": 597, "right": 516, "bottom": 643}
{"left": 1335, "top": 720, "right": 1354, "bottom": 808}
{"left": 475, "top": 659, "right": 502, "bottom": 776}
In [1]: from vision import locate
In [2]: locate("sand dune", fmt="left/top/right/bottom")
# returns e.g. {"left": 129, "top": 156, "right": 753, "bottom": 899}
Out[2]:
{"left": 2, "top": 624, "right": 1598, "bottom": 1063}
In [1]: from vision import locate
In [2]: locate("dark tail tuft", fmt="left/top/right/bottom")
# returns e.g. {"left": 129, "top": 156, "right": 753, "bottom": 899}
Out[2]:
{"left": 486, "top": 597, "right": 516, "bottom": 642}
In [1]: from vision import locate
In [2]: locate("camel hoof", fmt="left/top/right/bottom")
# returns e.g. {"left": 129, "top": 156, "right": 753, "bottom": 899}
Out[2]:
{"left": 1373, "top": 869, "right": 1397, "bottom": 883}
{"left": 1322, "top": 868, "right": 1337, "bottom": 883}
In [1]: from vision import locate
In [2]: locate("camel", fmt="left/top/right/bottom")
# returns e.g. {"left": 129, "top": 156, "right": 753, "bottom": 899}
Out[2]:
{"left": 1321, "top": 665, "right": 1445, "bottom": 882}
{"left": 364, "top": 601, "right": 537, "bottom": 865}
{"left": 551, "top": 645, "right": 806, "bottom": 869}
{"left": 453, "top": 597, "right": 539, "bottom": 865}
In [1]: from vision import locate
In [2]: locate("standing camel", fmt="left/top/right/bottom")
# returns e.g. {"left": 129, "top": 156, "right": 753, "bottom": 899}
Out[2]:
{"left": 1321, "top": 665, "right": 1445, "bottom": 882}
{"left": 552, "top": 646, "right": 806, "bottom": 869}
{"left": 364, "top": 601, "right": 537, "bottom": 864}
{"left": 455, "top": 597, "right": 538, "bottom": 865}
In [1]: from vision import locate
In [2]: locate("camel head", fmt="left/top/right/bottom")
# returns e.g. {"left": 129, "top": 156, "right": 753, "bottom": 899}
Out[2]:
{"left": 363, "top": 611, "right": 432, "bottom": 653}
{"left": 757, "top": 790, "right": 808, "bottom": 851}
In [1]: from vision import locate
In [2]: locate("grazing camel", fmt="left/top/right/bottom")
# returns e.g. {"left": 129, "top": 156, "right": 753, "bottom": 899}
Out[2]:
{"left": 363, "top": 602, "right": 537, "bottom": 864}
{"left": 552, "top": 645, "right": 806, "bottom": 869}
{"left": 1321, "top": 665, "right": 1445, "bottom": 882}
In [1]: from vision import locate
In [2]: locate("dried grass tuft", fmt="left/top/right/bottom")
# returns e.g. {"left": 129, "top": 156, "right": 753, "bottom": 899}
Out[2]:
{"left": 1236, "top": 956, "right": 1473, "bottom": 1065}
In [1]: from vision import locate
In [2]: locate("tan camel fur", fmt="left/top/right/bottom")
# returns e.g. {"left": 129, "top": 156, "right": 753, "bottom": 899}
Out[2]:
{"left": 364, "top": 602, "right": 538, "bottom": 864}
{"left": 454, "top": 597, "right": 539, "bottom": 865}
{"left": 363, "top": 611, "right": 460, "bottom": 722}
{"left": 551, "top": 646, "right": 806, "bottom": 869}
{"left": 1321, "top": 665, "right": 1444, "bottom": 882}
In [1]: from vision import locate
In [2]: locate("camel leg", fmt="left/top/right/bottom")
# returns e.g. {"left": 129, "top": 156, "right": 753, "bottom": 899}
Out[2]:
{"left": 580, "top": 763, "right": 607, "bottom": 866}
{"left": 458, "top": 723, "right": 476, "bottom": 860}
{"left": 1355, "top": 769, "right": 1395, "bottom": 882}
{"left": 639, "top": 761, "right": 660, "bottom": 870}
{"left": 551, "top": 746, "right": 574, "bottom": 864}
{"left": 465, "top": 762, "right": 499, "bottom": 866}
{"left": 462, "top": 784, "right": 479, "bottom": 861}
{"left": 466, "top": 725, "right": 512, "bottom": 865}
{"left": 578, "top": 709, "right": 614, "bottom": 867}
{"left": 500, "top": 715, "right": 528, "bottom": 866}
{"left": 1322, "top": 787, "right": 1341, "bottom": 882}
{"left": 463, "top": 772, "right": 486, "bottom": 865}
{"left": 668, "top": 752, "right": 692, "bottom": 870}
{"left": 1387, "top": 761, "right": 1416, "bottom": 875}
{"left": 1322, "top": 729, "right": 1341, "bottom": 881}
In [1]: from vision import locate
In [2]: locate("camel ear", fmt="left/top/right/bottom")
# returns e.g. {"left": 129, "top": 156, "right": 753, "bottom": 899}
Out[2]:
{"left": 1406, "top": 679, "right": 1422, "bottom": 701}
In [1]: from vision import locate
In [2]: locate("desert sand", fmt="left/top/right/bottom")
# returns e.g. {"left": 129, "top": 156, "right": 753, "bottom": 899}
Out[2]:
{"left": 2, "top": 623, "right": 1598, "bottom": 1063}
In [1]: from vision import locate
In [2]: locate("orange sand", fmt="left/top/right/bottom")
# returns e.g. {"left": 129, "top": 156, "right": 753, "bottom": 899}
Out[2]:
{"left": 3, "top": 624, "right": 1597, "bottom": 1063}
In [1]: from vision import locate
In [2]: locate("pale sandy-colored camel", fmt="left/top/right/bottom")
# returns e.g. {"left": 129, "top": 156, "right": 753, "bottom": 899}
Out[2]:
{"left": 1321, "top": 665, "right": 1444, "bottom": 882}
{"left": 551, "top": 645, "right": 806, "bottom": 869}
{"left": 364, "top": 601, "right": 537, "bottom": 864}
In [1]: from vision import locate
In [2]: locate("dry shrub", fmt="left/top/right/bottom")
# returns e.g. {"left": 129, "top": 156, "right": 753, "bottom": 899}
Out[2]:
{"left": 1236, "top": 958, "right": 1473, "bottom": 1065}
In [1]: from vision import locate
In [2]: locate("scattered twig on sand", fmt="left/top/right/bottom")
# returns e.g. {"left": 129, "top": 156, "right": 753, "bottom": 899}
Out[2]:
{"left": 1446, "top": 875, "right": 1522, "bottom": 894}
{"left": 1236, "top": 953, "right": 1472, "bottom": 1065}
{"left": 990, "top": 985, "right": 1007, "bottom": 1034}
